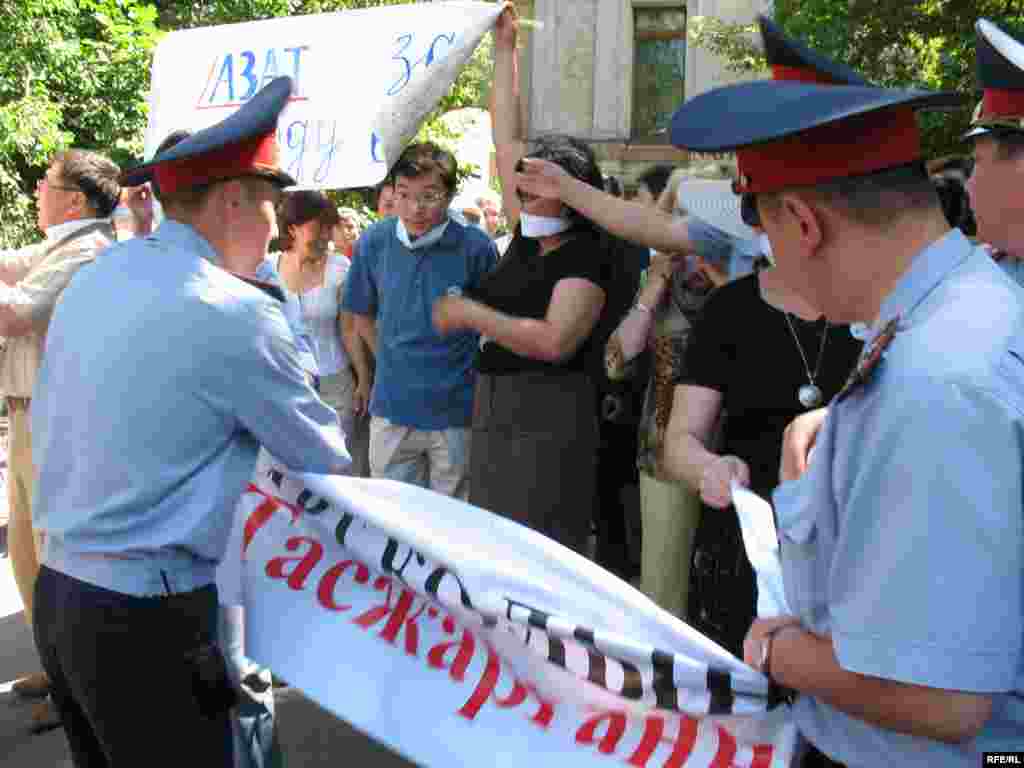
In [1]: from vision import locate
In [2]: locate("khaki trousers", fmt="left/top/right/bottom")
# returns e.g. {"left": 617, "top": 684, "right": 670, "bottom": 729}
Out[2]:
{"left": 369, "top": 416, "right": 471, "bottom": 500}
{"left": 7, "top": 399, "right": 42, "bottom": 626}
{"left": 639, "top": 471, "right": 702, "bottom": 620}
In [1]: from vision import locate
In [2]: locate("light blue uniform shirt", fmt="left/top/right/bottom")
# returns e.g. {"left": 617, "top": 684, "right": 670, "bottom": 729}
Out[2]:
{"left": 342, "top": 218, "right": 497, "bottom": 430}
{"left": 773, "top": 229, "right": 1023, "bottom": 765}
{"left": 32, "top": 220, "right": 350, "bottom": 597}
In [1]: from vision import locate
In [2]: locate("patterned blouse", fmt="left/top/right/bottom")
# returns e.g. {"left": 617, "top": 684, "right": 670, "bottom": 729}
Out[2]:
{"left": 605, "top": 270, "right": 713, "bottom": 476}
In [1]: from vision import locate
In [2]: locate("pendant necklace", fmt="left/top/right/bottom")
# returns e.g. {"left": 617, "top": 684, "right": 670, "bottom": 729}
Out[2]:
{"left": 783, "top": 313, "right": 829, "bottom": 408}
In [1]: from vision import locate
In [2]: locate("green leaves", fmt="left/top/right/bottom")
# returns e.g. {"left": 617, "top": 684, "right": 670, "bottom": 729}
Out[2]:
{"left": 688, "top": 1, "right": 1024, "bottom": 160}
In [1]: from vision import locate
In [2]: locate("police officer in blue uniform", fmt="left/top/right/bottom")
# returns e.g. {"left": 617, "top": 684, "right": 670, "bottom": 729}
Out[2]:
{"left": 966, "top": 19, "right": 1024, "bottom": 286}
{"left": 30, "top": 77, "right": 350, "bottom": 767}
{"left": 671, "top": 22, "right": 1023, "bottom": 768}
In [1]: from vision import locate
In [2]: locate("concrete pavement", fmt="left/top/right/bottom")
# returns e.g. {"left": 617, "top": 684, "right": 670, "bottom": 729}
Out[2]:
{"left": 0, "top": 545, "right": 418, "bottom": 768}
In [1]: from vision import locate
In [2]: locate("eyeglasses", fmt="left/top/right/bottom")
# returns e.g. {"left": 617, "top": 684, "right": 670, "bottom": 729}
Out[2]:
{"left": 395, "top": 190, "right": 448, "bottom": 209}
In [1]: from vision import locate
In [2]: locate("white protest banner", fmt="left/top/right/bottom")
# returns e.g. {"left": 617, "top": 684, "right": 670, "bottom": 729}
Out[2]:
{"left": 225, "top": 453, "right": 798, "bottom": 767}
{"left": 144, "top": 1, "right": 502, "bottom": 189}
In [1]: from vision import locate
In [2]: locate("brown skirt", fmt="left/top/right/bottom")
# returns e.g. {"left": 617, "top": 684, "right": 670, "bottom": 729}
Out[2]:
{"left": 469, "top": 370, "right": 598, "bottom": 556}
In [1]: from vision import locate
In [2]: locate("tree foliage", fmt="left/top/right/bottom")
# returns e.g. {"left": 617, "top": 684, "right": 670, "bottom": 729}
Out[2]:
{"left": 688, "top": 1, "right": 1024, "bottom": 161}
{"left": 0, "top": 0, "right": 160, "bottom": 245}
{"left": 0, "top": 0, "right": 497, "bottom": 246}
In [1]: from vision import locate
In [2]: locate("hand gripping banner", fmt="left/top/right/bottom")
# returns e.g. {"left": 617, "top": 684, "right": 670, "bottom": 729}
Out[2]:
{"left": 144, "top": 1, "right": 503, "bottom": 189}
{"left": 221, "top": 452, "right": 798, "bottom": 767}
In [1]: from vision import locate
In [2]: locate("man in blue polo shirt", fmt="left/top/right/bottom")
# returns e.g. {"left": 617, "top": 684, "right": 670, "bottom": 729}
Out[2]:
{"left": 343, "top": 143, "right": 497, "bottom": 498}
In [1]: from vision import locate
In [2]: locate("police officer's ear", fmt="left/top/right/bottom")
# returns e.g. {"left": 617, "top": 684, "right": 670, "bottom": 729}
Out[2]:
{"left": 772, "top": 192, "right": 827, "bottom": 260}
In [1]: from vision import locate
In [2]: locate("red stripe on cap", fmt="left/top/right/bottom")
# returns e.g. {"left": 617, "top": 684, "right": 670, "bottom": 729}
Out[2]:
{"left": 153, "top": 130, "right": 281, "bottom": 196}
{"left": 981, "top": 87, "right": 1024, "bottom": 121}
{"left": 771, "top": 65, "right": 837, "bottom": 85}
{"left": 735, "top": 106, "right": 920, "bottom": 194}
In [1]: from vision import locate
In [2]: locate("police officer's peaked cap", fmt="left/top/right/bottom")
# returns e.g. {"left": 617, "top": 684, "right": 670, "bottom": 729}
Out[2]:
{"left": 120, "top": 76, "right": 296, "bottom": 194}
{"left": 967, "top": 19, "right": 1024, "bottom": 138}
{"left": 758, "top": 15, "right": 869, "bottom": 87}
{"left": 670, "top": 18, "right": 964, "bottom": 195}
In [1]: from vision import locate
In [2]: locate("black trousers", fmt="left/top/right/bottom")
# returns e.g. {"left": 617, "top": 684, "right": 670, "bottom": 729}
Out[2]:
{"left": 802, "top": 744, "right": 847, "bottom": 768}
{"left": 594, "top": 418, "right": 640, "bottom": 580}
{"left": 33, "top": 566, "right": 233, "bottom": 767}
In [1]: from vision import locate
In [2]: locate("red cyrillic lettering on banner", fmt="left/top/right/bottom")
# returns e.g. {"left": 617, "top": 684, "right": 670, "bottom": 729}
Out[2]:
{"left": 709, "top": 725, "right": 737, "bottom": 768}
{"left": 316, "top": 559, "right": 371, "bottom": 612}
{"left": 453, "top": 640, "right": 555, "bottom": 727}
{"left": 458, "top": 645, "right": 500, "bottom": 720}
{"left": 243, "top": 484, "right": 300, "bottom": 552}
{"left": 627, "top": 717, "right": 665, "bottom": 767}
{"left": 495, "top": 680, "right": 554, "bottom": 727}
{"left": 427, "top": 623, "right": 476, "bottom": 682}
{"left": 576, "top": 712, "right": 628, "bottom": 755}
{"left": 751, "top": 743, "right": 775, "bottom": 768}
{"left": 662, "top": 717, "right": 699, "bottom": 768}
{"left": 530, "top": 696, "right": 555, "bottom": 728}
{"left": 353, "top": 577, "right": 425, "bottom": 657}
{"left": 243, "top": 495, "right": 280, "bottom": 553}
{"left": 265, "top": 536, "right": 324, "bottom": 591}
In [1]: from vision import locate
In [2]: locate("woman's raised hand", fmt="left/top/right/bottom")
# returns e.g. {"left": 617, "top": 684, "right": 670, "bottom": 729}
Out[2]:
{"left": 515, "top": 158, "right": 570, "bottom": 202}
{"left": 495, "top": 3, "right": 519, "bottom": 50}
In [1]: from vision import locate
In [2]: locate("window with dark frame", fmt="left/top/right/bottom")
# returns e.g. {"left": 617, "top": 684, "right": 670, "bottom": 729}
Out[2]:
{"left": 632, "top": 6, "right": 687, "bottom": 144}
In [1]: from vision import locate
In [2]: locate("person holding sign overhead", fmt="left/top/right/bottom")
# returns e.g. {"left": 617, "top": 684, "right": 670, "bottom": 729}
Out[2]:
{"left": 432, "top": 4, "right": 618, "bottom": 555}
{"left": 30, "top": 77, "right": 350, "bottom": 767}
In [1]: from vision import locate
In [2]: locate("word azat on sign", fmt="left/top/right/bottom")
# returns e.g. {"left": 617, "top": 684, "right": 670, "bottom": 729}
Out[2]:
{"left": 199, "top": 46, "right": 310, "bottom": 109}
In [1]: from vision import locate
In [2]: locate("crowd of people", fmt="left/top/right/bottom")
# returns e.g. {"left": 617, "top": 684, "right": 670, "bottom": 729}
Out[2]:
{"left": 0, "top": 4, "right": 1021, "bottom": 767}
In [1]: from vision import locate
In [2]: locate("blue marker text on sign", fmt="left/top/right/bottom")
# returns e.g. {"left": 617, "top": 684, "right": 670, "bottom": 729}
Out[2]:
{"left": 280, "top": 119, "right": 343, "bottom": 185}
{"left": 201, "top": 45, "right": 310, "bottom": 108}
{"left": 387, "top": 32, "right": 458, "bottom": 96}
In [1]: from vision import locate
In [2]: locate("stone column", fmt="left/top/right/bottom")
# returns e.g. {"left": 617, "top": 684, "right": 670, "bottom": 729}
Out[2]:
{"left": 685, "top": 0, "right": 772, "bottom": 99}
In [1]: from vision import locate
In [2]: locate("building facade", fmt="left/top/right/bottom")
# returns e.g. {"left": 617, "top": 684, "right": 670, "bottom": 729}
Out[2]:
{"left": 513, "top": 0, "right": 771, "bottom": 187}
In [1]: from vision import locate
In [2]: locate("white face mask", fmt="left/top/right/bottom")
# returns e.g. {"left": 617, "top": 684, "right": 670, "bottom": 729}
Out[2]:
{"left": 396, "top": 217, "right": 449, "bottom": 250}
{"left": 519, "top": 211, "right": 572, "bottom": 239}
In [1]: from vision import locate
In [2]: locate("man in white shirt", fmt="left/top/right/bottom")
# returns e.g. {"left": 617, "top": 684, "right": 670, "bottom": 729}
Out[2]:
{"left": 3, "top": 149, "right": 119, "bottom": 730}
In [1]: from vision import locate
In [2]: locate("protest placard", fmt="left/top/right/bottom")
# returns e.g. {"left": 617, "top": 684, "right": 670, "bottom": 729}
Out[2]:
{"left": 144, "top": 1, "right": 502, "bottom": 189}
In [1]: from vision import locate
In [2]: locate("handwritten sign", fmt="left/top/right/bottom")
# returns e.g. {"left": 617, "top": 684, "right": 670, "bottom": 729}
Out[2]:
{"left": 144, "top": 1, "right": 502, "bottom": 189}
{"left": 220, "top": 452, "right": 798, "bottom": 767}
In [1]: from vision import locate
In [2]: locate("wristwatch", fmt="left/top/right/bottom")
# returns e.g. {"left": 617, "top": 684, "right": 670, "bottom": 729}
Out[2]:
{"left": 760, "top": 623, "right": 800, "bottom": 706}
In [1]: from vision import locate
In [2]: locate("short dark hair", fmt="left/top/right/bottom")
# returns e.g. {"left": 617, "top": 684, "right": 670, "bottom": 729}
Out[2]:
{"left": 53, "top": 150, "right": 121, "bottom": 218}
{"left": 636, "top": 164, "right": 675, "bottom": 200}
{"left": 274, "top": 190, "right": 340, "bottom": 251}
{"left": 762, "top": 162, "right": 938, "bottom": 228}
{"left": 392, "top": 142, "right": 458, "bottom": 196}
{"left": 931, "top": 174, "right": 977, "bottom": 235}
{"left": 519, "top": 134, "right": 604, "bottom": 235}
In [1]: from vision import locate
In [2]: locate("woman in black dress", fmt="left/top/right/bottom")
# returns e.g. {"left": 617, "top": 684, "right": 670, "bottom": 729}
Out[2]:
{"left": 431, "top": 6, "right": 617, "bottom": 554}
{"left": 661, "top": 254, "right": 863, "bottom": 656}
